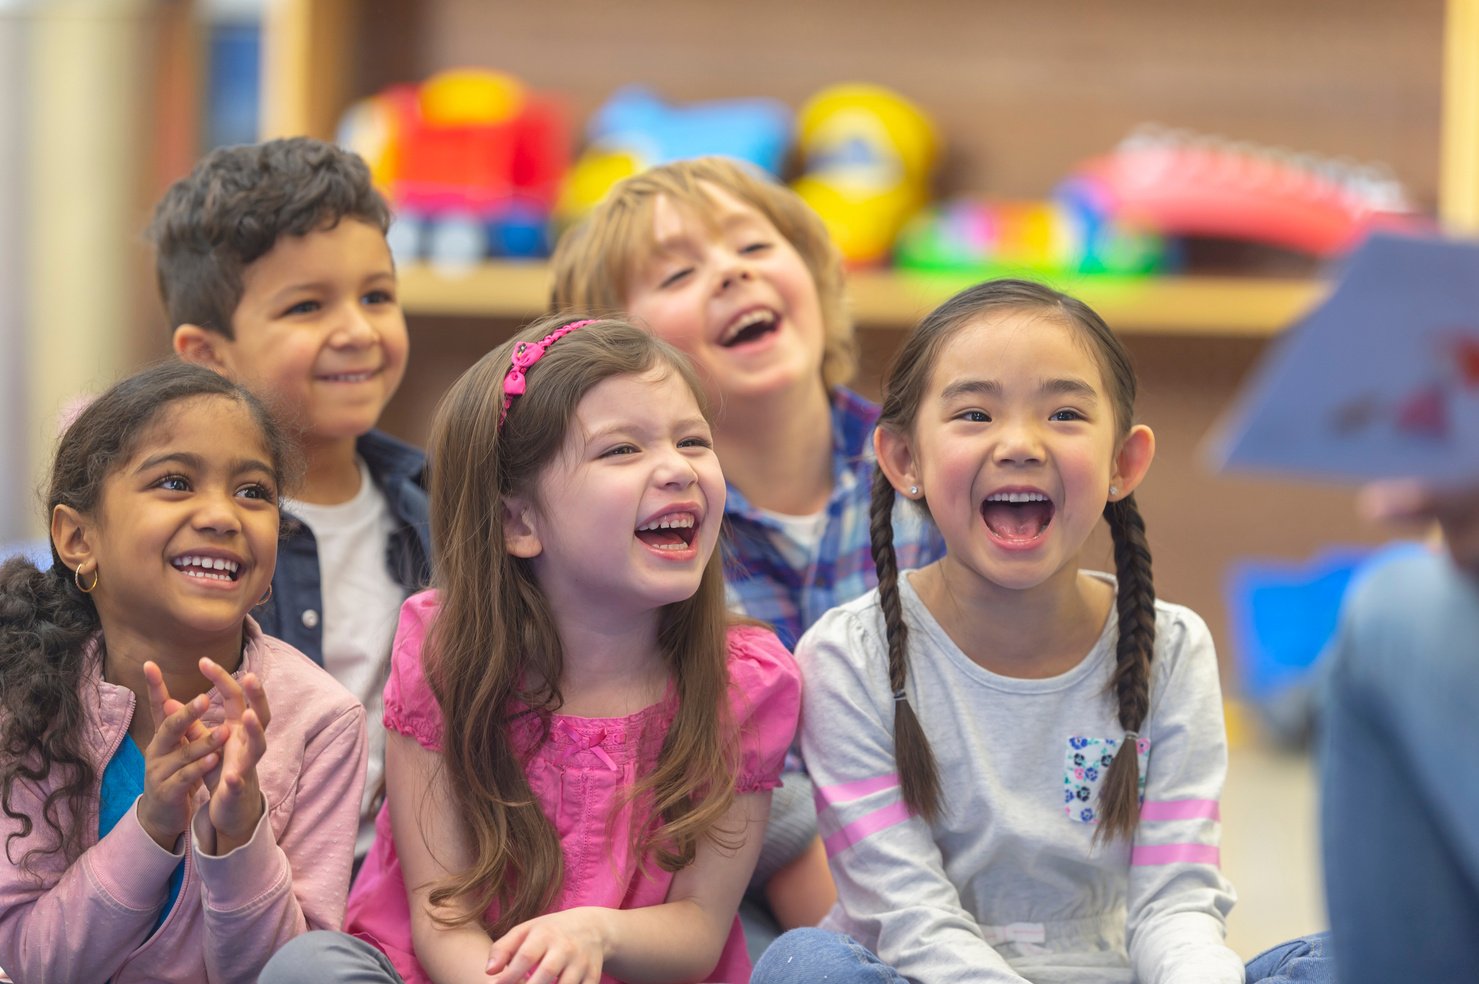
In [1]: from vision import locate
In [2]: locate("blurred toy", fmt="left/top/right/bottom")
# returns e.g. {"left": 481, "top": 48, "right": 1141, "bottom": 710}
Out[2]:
{"left": 1061, "top": 125, "right": 1429, "bottom": 256}
{"left": 894, "top": 195, "right": 1168, "bottom": 278}
{"left": 556, "top": 86, "right": 792, "bottom": 222}
{"left": 337, "top": 68, "right": 571, "bottom": 265}
{"left": 790, "top": 84, "right": 938, "bottom": 266}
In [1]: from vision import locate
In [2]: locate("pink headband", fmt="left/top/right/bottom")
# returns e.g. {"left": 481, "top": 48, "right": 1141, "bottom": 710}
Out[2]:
{"left": 499, "top": 320, "right": 595, "bottom": 428}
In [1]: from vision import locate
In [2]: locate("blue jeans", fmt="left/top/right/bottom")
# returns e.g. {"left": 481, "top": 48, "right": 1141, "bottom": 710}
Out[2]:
{"left": 258, "top": 931, "right": 404, "bottom": 984}
{"left": 751, "top": 928, "right": 1332, "bottom": 983}
{"left": 1321, "top": 549, "right": 1479, "bottom": 983}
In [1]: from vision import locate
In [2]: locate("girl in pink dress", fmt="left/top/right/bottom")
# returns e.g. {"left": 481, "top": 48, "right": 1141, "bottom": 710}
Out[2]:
{"left": 263, "top": 316, "right": 799, "bottom": 984}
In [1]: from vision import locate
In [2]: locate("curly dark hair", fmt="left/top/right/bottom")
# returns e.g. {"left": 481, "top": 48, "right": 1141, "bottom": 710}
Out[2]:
{"left": 0, "top": 361, "right": 293, "bottom": 874}
{"left": 148, "top": 136, "right": 391, "bottom": 339}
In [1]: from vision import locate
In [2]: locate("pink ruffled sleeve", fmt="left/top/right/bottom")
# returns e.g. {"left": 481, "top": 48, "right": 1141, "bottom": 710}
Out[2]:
{"left": 381, "top": 590, "right": 446, "bottom": 752}
{"left": 725, "top": 624, "right": 801, "bottom": 793}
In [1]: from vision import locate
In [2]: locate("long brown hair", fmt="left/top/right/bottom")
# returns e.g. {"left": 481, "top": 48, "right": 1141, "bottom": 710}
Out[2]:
{"left": 422, "top": 316, "right": 737, "bottom": 936}
{"left": 548, "top": 155, "right": 857, "bottom": 390}
{"left": 870, "top": 279, "right": 1156, "bottom": 842}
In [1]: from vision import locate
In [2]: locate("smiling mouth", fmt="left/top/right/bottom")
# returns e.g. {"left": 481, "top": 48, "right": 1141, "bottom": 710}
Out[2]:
{"left": 981, "top": 491, "right": 1055, "bottom": 541}
{"left": 635, "top": 512, "right": 699, "bottom": 550}
{"left": 171, "top": 555, "right": 241, "bottom": 581}
{"left": 317, "top": 369, "right": 377, "bottom": 383}
{"left": 720, "top": 310, "right": 779, "bottom": 348}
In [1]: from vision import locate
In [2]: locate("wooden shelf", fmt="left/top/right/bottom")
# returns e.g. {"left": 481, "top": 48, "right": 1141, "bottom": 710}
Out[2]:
{"left": 397, "top": 261, "right": 1328, "bottom": 337}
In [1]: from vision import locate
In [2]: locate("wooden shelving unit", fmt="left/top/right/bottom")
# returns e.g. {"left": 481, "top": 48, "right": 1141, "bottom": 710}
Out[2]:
{"left": 398, "top": 261, "right": 1328, "bottom": 336}
{"left": 256, "top": 0, "right": 1478, "bottom": 679}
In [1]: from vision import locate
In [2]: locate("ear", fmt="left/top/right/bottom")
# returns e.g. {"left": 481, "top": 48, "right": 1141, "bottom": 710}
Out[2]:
{"left": 172, "top": 324, "right": 233, "bottom": 374}
{"left": 873, "top": 424, "right": 920, "bottom": 499}
{"left": 502, "top": 496, "right": 544, "bottom": 559}
{"left": 1109, "top": 424, "right": 1156, "bottom": 501}
{"left": 50, "top": 503, "right": 97, "bottom": 575}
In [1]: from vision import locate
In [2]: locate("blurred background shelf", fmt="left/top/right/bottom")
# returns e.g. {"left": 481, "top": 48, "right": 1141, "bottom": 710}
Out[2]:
{"left": 399, "top": 262, "right": 1329, "bottom": 336}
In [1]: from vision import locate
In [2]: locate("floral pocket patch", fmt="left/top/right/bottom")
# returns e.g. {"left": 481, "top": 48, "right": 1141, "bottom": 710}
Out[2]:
{"left": 1063, "top": 735, "right": 1150, "bottom": 824}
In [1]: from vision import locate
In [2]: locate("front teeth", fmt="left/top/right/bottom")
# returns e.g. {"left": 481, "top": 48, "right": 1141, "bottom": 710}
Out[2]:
{"left": 986, "top": 491, "right": 1050, "bottom": 503}
{"left": 173, "top": 555, "right": 240, "bottom": 580}
{"left": 721, "top": 310, "right": 774, "bottom": 344}
{"left": 321, "top": 371, "right": 373, "bottom": 382}
{"left": 637, "top": 513, "right": 697, "bottom": 531}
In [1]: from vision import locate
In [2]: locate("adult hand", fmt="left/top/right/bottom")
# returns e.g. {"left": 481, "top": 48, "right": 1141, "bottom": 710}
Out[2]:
{"left": 1358, "top": 478, "right": 1479, "bottom": 573}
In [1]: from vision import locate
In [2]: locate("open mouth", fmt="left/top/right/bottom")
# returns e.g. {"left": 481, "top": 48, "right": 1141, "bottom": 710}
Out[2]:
{"left": 719, "top": 309, "right": 779, "bottom": 348}
{"left": 171, "top": 555, "right": 242, "bottom": 582}
{"left": 635, "top": 512, "right": 699, "bottom": 551}
{"left": 980, "top": 491, "right": 1055, "bottom": 542}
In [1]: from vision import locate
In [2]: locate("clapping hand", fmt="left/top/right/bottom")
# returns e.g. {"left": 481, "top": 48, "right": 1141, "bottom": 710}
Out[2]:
{"left": 136, "top": 661, "right": 228, "bottom": 852}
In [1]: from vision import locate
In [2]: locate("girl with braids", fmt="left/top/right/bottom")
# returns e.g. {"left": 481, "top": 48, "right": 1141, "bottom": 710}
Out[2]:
{"left": 265, "top": 316, "right": 799, "bottom": 984}
{"left": 752, "top": 280, "right": 1331, "bottom": 983}
{"left": 0, "top": 361, "right": 368, "bottom": 984}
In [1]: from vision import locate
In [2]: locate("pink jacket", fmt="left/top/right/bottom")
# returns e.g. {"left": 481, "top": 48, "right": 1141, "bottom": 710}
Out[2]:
{"left": 0, "top": 619, "right": 368, "bottom": 984}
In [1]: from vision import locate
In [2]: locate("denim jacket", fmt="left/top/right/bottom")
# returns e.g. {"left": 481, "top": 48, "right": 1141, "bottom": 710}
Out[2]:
{"left": 256, "top": 429, "right": 431, "bottom": 665}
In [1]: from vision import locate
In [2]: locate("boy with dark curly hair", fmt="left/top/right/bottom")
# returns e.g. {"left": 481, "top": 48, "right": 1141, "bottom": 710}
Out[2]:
{"left": 150, "top": 136, "right": 429, "bottom": 862}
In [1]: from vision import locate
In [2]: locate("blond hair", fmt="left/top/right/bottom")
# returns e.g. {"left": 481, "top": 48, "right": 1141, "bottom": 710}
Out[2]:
{"left": 549, "top": 156, "right": 857, "bottom": 390}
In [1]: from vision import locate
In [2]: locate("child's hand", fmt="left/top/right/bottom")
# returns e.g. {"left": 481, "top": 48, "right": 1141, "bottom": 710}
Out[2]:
{"left": 485, "top": 907, "right": 609, "bottom": 984}
{"left": 137, "top": 661, "right": 228, "bottom": 852}
{"left": 198, "top": 657, "right": 270, "bottom": 853}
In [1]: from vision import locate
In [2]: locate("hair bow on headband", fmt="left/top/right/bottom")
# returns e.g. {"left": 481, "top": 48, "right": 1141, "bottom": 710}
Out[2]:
{"left": 498, "top": 320, "right": 595, "bottom": 428}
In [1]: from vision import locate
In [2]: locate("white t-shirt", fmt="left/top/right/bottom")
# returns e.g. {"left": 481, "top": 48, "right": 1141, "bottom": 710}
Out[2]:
{"left": 755, "top": 504, "right": 828, "bottom": 556}
{"left": 285, "top": 459, "right": 403, "bottom": 859}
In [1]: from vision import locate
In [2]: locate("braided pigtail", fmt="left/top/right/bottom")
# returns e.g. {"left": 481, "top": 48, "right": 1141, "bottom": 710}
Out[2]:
{"left": 869, "top": 468, "right": 941, "bottom": 821}
{"left": 1094, "top": 493, "right": 1157, "bottom": 844}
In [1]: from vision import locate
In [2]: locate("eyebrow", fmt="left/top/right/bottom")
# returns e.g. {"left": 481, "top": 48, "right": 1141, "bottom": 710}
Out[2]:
{"left": 135, "top": 451, "right": 276, "bottom": 477}
{"left": 583, "top": 416, "right": 711, "bottom": 445}
{"left": 939, "top": 377, "right": 1100, "bottom": 402}
{"left": 267, "top": 268, "right": 396, "bottom": 302}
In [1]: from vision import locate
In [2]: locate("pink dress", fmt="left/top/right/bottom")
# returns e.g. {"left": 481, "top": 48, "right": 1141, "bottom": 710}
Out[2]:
{"left": 344, "top": 591, "right": 800, "bottom": 984}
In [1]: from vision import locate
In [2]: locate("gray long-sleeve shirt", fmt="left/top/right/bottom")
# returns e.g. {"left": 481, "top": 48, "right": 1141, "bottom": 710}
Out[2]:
{"left": 799, "top": 571, "right": 1242, "bottom": 984}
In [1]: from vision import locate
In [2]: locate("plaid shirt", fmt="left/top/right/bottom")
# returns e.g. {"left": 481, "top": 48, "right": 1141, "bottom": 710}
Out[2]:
{"left": 722, "top": 388, "right": 947, "bottom": 651}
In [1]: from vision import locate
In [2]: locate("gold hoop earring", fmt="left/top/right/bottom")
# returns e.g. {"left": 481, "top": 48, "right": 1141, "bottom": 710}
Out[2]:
{"left": 255, "top": 583, "right": 273, "bottom": 608}
{"left": 74, "top": 565, "right": 98, "bottom": 594}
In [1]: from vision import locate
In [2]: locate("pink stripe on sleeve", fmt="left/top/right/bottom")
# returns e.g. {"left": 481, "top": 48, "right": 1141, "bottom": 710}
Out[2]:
{"left": 1131, "top": 843, "right": 1221, "bottom": 867}
{"left": 814, "top": 773, "right": 901, "bottom": 811}
{"left": 1139, "top": 799, "right": 1221, "bottom": 822}
{"left": 823, "top": 801, "right": 912, "bottom": 858}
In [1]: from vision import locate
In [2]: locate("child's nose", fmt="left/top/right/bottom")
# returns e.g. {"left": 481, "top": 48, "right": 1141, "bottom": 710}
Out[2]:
{"left": 655, "top": 450, "right": 698, "bottom": 488}
{"left": 194, "top": 490, "right": 243, "bottom": 534}
{"left": 330, "top": 303, "right": 378, "bottom": 346}
{"left": 993, "top": 422, "right": 1046, "bottom": 465}
{"left": 715, "top": 254, "right": 755, "bottom": 293}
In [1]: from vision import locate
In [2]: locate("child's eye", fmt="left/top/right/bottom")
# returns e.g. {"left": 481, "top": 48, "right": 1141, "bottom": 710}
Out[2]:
{"left": 957, "top": 409, "right": 991, "bottom": 423}
{"left": 740, "top": 241, "right": 772, "bottom": 255}
{"left": 600, "top": 444, "right": 639, "bottom": 458}
{"left": 363, "top": 289, "right": 396, "bottom": 306}
{"left": 678, "top": 436, "right": 713, "bottom": 450}
{"left": 237, "top": 482, "right": 277, "bottom": 503}
{"left": 155, "top": 474, "right": 191, "bottom": 492}
{"left": 1050, "top": 409, "right": 1085, "bottom": 422}
{"left": 658, "top": 268, "right": 692, "bottom": 289}
{"left": 283, "top": 299, "right": 320, "bottom": 317}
